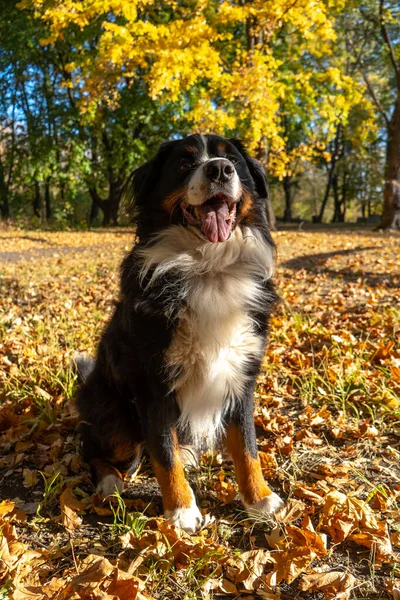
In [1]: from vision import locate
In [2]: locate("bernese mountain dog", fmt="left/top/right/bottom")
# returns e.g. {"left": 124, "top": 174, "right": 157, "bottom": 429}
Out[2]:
{"left": 76, "top": 133, "right": 284, "bottom": 533}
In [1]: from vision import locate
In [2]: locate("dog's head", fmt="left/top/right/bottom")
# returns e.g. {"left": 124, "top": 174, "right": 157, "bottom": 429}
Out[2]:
{"left": 129, "top": 134, "right": 270, "bottom": 243}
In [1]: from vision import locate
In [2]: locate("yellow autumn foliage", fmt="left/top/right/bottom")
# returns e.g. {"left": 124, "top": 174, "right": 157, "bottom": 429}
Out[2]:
{"left": 19, "top": 0, "right": 376, "bottom": 176}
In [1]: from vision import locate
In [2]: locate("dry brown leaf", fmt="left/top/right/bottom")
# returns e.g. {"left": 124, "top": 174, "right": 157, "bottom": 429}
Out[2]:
{"left": 295, "top": 428, "right": 323, "bottom": 446}
{"left": 58, "top": 555, "right": 114, "bottom": 598}
{"left": 264, "top": 546, "right": 317, "bottom": 586}
{"left": 299, "top": 405, "right": 331, "bottom": 427}
{"left": 318, "top": 490, "right": 379, "bottom": 543}
{"left": 298, "top": 571, "right": 356, "bottom": 599}
{"left": 215, "top": 473, "right": 237, "bottom": 504}
{"left": 60, "top": 487, "right": 85, "bottom": 532}
{"left": 285, "top": 524, "right": 327, "bottom": 557}
{"left": 391, "top": 366, "right": 400, "bottom": 383}
{"left": 293, "top": 483, "right": 326, "bottom": 505}
{"left": 23, "top": 467, "right": 38, "bottom": 487}
{"left": 225, "top": 549, "right": 273, "bottom": 591}
{"left": 275, "top": 435, "right": 293, "bottom": 455}
{"left": 358, "top": 421, "right": 379, "bottom": 438}
{"left": 391, "top": 531, "right": 400, "bottom": 548}
{"left": 350, "top": 521, "right": 392, "bottom": 563}
{"left": 372, "top": 340, "right": 395, "bottom": 363}
{"left": 259, "top": 452, "right": 278, "bottom": 479}
{"left": 107, "top": 568, "right": 153, "bottom": 600}
{"left": 275, "top": 499, "right": 307, "bottom": 523}
{"left": 386, "top": 579, "right": 400, "bottom": 600}
{"left": 219, "top": 578, "right": 238, "bottom": 594}
{"left": 0, "top": 500, "right": 16, "bottom": 517}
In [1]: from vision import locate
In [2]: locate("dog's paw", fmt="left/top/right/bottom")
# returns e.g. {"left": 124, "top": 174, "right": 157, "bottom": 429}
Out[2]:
{"left": 96, "top": 474, "right": 124, "bottom": 498}
{"left": 165, "top": 501, "right": 203, "bottom": 534}
{"left": 245, "top": 492, "right": 284, "bottom": 519}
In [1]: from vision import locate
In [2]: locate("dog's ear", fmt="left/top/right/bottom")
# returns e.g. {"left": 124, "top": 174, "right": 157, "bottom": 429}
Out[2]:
{"left": 124, "top": 140, "right": 177, "bottom": 216}
{"left": 230, "top": 138, "right": 268, "bottom": 199}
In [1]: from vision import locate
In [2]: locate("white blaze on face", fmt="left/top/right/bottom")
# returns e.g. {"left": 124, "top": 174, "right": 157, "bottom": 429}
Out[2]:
{"left": 186, "top": 158, "right": 241, "bottom": 206}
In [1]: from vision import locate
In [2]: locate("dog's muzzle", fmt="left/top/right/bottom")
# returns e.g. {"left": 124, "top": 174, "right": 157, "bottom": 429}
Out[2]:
{"left": 183, "top": 159, "right": 240, "bottom": 243}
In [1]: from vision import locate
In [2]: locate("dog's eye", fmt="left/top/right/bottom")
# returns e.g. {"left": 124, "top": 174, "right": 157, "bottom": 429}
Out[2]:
{"left": 178, "top": 159, "right": 193, "bottom": 172}
{"left": 227, "top": 156, "right": 239, "bottom": 165}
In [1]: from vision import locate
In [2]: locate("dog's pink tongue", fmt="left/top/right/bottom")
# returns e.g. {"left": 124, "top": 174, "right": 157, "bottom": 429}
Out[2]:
{"left": 197, "top": 199, "right": 230, "bottom": 243}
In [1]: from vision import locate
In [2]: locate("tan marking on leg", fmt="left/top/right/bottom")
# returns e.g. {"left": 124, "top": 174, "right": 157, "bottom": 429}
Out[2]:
{"left": 109, "top": 435, "right": 137, "bottom": 464}
{"left": 226, "top": 425, "right": 272, "bottom": 506}
{"left": 91, "top": 458, "right": 125, "bottom": 497}
{"left": 91, "top": 458, "right": 123, "bottom": 482}
{"left": 151, "top": 433, "right": 193, "bottom": 512}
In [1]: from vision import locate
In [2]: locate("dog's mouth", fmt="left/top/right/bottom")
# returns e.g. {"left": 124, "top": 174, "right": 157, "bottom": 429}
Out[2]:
{"left": 181, "top": 194, "right": 237, "bottom": 243}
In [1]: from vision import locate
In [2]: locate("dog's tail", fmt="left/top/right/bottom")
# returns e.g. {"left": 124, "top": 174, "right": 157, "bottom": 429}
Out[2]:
{"left": 72, "top": 353, "right": 96, "bottom": 384}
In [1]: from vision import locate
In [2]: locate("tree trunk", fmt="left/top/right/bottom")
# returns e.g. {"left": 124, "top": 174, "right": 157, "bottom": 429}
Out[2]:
{"left": 33, "top": 182, "right": 41, "bottom": 218}
{"left": 381, "top": 97, "right": 400, "bottom": 228}
{"left": 361, "top": 200, "right": 366, "bottom": 220}
{"left": 102, "top": 178, "right": 124, "bottom": 226}
{"left": 45, "top": 177, "right": 52, "bottom": 220}
{"left": 283, "top": 176, "right": 293, "bottom": 221}
{"left": 89, "top": 199, "right": 100, "bottom": 226}
{"left": 332, "top": 173, "right": 346, "bottom": 222}
{"left": 315, "top": 124, "right": 342, "bottom": 223}
{"left": 0, "top": 161, "right": 10, "bottom": 220}
{"left": 88, "top": 178, "right": 123, "bottom": 227}
{"left": 0, "top": 187, "right": 10, "bottom": 220}
{"left": 265, "top": 198, "right": 276, "bottom": 231}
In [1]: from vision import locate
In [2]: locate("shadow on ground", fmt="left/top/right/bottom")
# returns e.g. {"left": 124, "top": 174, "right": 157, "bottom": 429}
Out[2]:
{"left": 280, "top": 246, "right": 399, "bottom": 288}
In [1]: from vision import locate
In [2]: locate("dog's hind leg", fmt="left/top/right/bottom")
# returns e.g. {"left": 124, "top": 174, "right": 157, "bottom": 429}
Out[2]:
{"left": 79, "top": 420, "right": 144, "bottom": 497}
{"left": 77, "top": 370, "right": 144, "bottom": 497}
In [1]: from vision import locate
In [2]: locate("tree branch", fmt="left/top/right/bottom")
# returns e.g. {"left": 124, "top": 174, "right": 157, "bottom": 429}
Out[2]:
{"left": 362, "top": 72, "right": 390, "bottom": 127}
{"left": 379, "top": 0, "right": 400, "bottom": 82}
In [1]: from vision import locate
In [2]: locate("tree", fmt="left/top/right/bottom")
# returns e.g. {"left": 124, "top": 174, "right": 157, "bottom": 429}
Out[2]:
{"left": 347, "top": 0, "right": 400, "bottom": 228}
{"left": 20, "top": 0, "right": 366, "bottom": 183}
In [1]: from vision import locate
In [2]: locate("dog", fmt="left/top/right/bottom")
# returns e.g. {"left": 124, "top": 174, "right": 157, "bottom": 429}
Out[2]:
{"left": 76, "top": 133, "right": 284, "bottom": 533}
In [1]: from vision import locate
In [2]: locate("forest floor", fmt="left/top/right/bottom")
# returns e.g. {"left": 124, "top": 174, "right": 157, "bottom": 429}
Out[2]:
{"left": 0, "top": 226, "right": 399, "bottom": 600}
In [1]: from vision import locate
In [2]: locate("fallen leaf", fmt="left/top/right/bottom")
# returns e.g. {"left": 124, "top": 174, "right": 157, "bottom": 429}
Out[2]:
{"left": 350, "top": 521, "right": 392, "bottom": 563}
{"left": 215, "top": 473, "right": 237, "bottom": 504}
{"left": 23, "top": 468, "right": 38, "bottom": 487}
{"left": 60, "top": 487, "right": 85, "bottom": 532}
{"left": 298, "top": 571, "right": 356, "bottom": 599}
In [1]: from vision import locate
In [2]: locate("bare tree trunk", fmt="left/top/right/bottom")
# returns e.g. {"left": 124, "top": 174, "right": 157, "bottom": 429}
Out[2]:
{"left": 45, "top": 177, "right": 52, "bottom": 220}
{"left": 363, "top": 0, "right": 400, "bottom": 228}
{"left": 89, "top": 199, "right": 100, "bottom": 226}
{"left": 283, "top": 176, "right": 293, "bottom": 221}
{"left": 316, "top": 124, "right": 342, "bottom": 223}
{"left": 332, "top": 172, "right": 346, "bottom": 222}
{"left": 102, "top": 179, "right": 124, "bottom": 226}
{"left": 0, "top": 165, "right": 10, "bottom": 220}
{"left": 33, "top": 181, "right": 41, "bottom": 218}
{"left": 381, "top": 98, "right": 400, "bottom": 228}
{"left": 0, "top": 187, "right": 10, "bottom": 219}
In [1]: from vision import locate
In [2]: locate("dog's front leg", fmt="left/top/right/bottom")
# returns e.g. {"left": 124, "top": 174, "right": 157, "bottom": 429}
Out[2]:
{"left": 225, "top": 400, "right": 284, "bottom": 518}
{"left": 142, "top": 407, "right": 203, "bottom": 534}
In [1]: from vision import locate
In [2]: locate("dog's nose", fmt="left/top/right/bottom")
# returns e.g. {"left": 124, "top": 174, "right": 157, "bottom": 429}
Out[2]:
{"left": 204, "top": 159, "right": 235, "bottom": 183}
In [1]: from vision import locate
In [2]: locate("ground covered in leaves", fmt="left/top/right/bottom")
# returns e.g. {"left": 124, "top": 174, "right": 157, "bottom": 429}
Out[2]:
{"left": 0, "top": 225, "right": 399, "bottom": 600}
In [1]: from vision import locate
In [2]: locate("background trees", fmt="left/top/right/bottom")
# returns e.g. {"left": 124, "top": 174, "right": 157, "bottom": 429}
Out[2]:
{"left": 0, "top": 0, "right": 398, "bottom": 227}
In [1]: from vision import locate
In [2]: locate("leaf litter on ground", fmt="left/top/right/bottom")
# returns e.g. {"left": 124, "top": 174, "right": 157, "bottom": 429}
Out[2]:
{"left": 0, "top": 226, "right": 399, "bottom": 598}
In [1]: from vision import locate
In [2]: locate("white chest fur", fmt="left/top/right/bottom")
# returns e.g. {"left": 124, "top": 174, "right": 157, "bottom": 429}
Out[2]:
{"left": 138, "top": 225, "right": 274, "bottom": 447}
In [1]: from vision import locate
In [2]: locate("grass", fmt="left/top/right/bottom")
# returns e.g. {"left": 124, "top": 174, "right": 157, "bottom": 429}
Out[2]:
{"left": 0, "top": 226, "right": 399, "bottom": 598}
